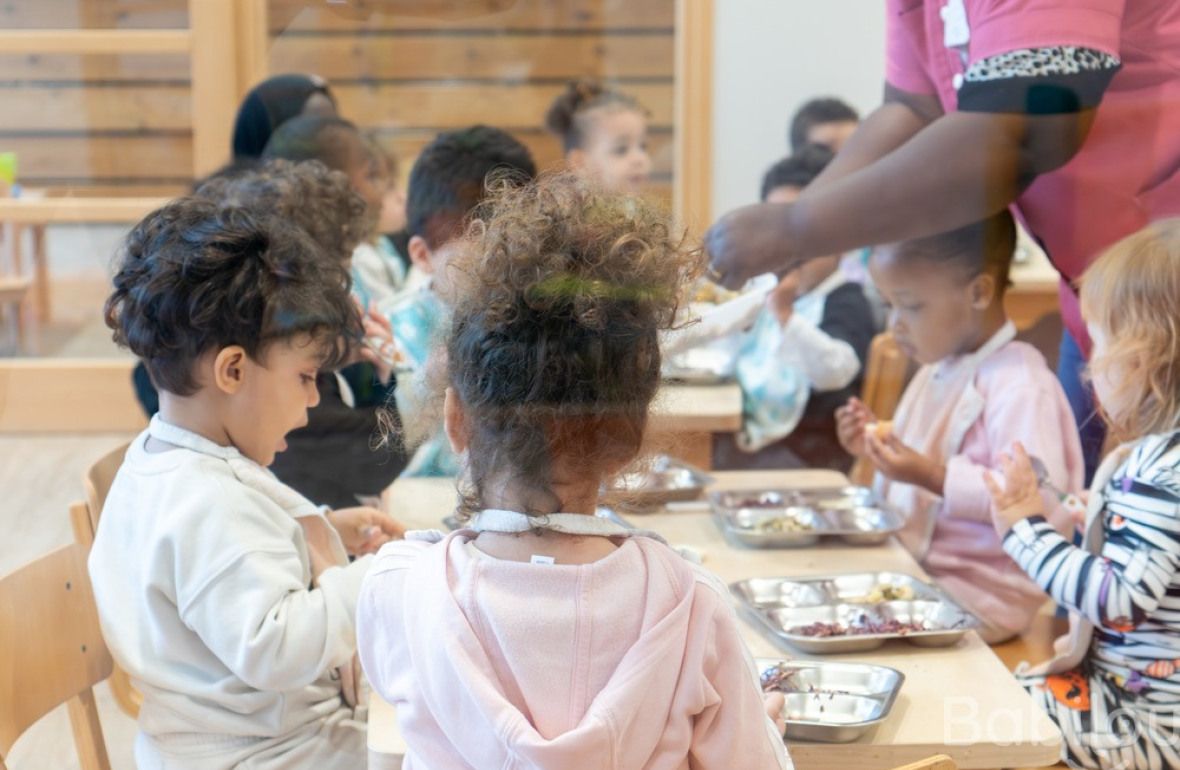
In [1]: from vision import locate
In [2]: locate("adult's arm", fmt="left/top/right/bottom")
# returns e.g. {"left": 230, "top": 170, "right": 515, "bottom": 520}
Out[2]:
{"left": 707, "top": 103, "right": 1096, "bottom": 286}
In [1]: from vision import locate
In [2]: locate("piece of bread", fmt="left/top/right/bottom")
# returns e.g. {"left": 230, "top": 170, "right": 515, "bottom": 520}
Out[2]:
{"left": 865, "top": 420, "right": 892, "bottom": 441}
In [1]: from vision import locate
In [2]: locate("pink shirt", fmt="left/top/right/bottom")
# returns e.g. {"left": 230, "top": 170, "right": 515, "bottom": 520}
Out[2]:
{"left": 885, "top": 0, "right": 1180, "bottom": 351}
{"left": 357, "top": 531, "right": 791, "bottom": 770}
{"left": 877, "top": 323, "right": 1084, "bottom": 635}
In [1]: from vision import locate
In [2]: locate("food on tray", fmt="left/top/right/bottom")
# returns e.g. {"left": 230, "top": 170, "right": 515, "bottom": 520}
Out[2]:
{"left": 865, "top": 421, "right": 893, "bottom": 441}
{"left": 692, "top": 280, "right": 739, "bottom": 304}
{"left": 760, "top": 662, "right": 804, "bottom": 693}
{"left": 752, "top": 515, "right": 813, "bottom": 533}
{"left": 848, "top": 583, "right": 916, "bottom": 604}
{"left": 790, "top": 614, "right": 930, "bottom": 638}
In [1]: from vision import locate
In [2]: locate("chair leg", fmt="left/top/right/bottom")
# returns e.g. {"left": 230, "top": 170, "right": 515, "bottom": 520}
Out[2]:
{"left": 67, "top": 687, "right": 112, "bottom": 770}
{"left": 32, "top": 224, "right": 49, "bottom": 323}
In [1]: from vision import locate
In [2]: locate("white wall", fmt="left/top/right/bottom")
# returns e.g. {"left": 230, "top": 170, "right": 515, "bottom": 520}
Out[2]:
{"left": 711, "top": 0, "right": 887, "bottom": 218}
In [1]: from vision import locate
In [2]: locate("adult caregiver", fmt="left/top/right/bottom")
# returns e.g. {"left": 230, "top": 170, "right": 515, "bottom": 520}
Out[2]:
{"left": 707, "top": 0, "right": 1180, "bottom": 478}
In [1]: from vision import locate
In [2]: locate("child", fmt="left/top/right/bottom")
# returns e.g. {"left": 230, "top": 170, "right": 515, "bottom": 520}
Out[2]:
{"left": 713, "top": 144, "right": 876, "bottom": 471}
{"left": 91, "top": 196, "right": 405, "bottom": 768}
{"left": 787, "top": 97, "right": 859, "bottom": 152}
{"left": 356, "top": 174, "right": 791, "bottom": 769}
{"left": 836, "top": 212, "right": 1085, "bottom": 643}
{"left": 350, "top": 136, "right": 411, "bottom": 309}
{"left": 545, "top": 78, "right": 652, "bottom": 194}
{"left": 383, "top": 124, "right": 537, "bottom": 477}
{"left": 985, "top": 222, "right": 1180, "bottom": 769}
{"left": 233, "top": 73, "right": 337, "bottom": 161}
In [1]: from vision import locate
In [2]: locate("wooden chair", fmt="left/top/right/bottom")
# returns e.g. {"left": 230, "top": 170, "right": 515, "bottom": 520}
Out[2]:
{"left": 0, "top": 536, "right": 113, "bottom": 770}
{"left": 0, "top": 275, "right": 31, "bottom": 355}
{"left": 851, "top": 331, "right": 914, "bottom": 485}
{"left": 77, "top": 443, "right": 142, "bottom": 719}
{"left": 890, "top": 756, "right": 956, "bottom": 770}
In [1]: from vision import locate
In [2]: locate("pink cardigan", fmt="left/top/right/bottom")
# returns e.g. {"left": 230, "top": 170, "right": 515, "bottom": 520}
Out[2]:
{"left": 357, "top": 531, "right": 790, "bottom": 770}
{"left": 877, "top": 323, "right": 1084, "bottom": 636}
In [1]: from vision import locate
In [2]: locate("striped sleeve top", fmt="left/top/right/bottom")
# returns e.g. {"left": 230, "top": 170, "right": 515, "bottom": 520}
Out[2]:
{"left": 1003, "top": 431, "right": 1180, "bottom": 635}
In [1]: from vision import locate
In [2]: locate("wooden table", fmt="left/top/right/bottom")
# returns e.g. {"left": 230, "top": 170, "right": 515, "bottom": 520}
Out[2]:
{"left": 648, "top": 382, "right": 742, "bottom": 469}
{"left": 370, "top": 470, "right": 1063, "bottom": 770}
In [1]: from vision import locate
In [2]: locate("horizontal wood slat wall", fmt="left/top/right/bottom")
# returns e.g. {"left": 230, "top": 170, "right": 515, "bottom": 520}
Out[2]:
{"left": 0, "top": 0, "right": 675, "bottom": 200}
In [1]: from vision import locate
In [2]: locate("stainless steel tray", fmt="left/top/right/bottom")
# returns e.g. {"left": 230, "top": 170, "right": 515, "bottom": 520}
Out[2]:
{"left": 711, "top": 486, "right": 904, "bottom": 547}
{"left": 756, "top": 658, "right": 904, "bottom": 742}
{"left": 607, "top": 455, "right": 712, "bottom": 510}
{"left": 733, "top": 573, "right": 979, "bottom": 653}
{"left": 661, "top": 347, "right": 736, "bottom": 384}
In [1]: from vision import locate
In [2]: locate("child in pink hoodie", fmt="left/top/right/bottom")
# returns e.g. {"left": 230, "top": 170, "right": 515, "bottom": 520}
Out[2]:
{"left": 836, "top": 211, "right": 1084, "bottom": 643}
{"left": 357, "top": 174, "right": 792, "bottom": 770}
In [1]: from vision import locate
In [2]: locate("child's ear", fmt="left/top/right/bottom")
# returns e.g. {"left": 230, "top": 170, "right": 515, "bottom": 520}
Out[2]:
{"left": 969, "top": 273, "right": 997, "bottom": 310}
{"left": 212, "top": 346, "right": 248, "bottom": 395}
{"left": 408, "top": 235, "right": 434, "bottom": 274}
{"left": 443, "top": 387, "right": 469, "bottom": 455}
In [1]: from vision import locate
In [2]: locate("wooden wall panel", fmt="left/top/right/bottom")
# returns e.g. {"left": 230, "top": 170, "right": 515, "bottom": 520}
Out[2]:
{"left": 0, "top": 0, "right": 675, "bottom": 198}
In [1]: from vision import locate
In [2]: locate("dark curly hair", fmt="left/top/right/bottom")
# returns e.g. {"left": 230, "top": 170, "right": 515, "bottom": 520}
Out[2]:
{"left": 545, "top": 79, "right": 647, "bottom": 153}
{"left": 195, "top": 159, "right": 369, "bottom": 262}
{"left": 105, "top": 197, "right": 361, "bottom": 396}
{"left": 439, "top": 172, "right": 703, "bottom": 517}
{"left": 405, "top": 124, "right": 536, "bottom": 249}
{"left": 760, "top": 143, "right": 834, "bottom": 201}
{"left": 886, "top": 210, "right": 1018, "bottom": 298}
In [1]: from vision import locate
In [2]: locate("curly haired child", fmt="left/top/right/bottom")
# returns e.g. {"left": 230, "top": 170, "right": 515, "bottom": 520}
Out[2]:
{"left": 987, "top": 220, "right": 1180, "bottom": 770}
{"left": 357, "top": 174, "right": 792, "bottom": 769}
{"left": 91, "top": 196, "right": 403, "bottom": 769}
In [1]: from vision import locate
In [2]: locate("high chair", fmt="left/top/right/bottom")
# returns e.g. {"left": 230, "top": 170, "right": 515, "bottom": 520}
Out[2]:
{"left": 0, "top": 534, "right": 114, "bottom": 770}
{"left": 851, "top": 331, "right": 914, "bottom": 486}
{"left": 78, "top": 442, "right": 142, "bottom": 719}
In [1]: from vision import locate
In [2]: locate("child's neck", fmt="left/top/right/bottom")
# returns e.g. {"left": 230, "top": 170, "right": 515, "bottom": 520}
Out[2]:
{"left": 955, "top": 304, "right": 1008, "bottom": 358}
{"left": 152, "top": 393, "right": 233, "bottom": 452}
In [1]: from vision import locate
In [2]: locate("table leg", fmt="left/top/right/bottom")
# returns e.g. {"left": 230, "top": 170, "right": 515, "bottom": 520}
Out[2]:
{"left": 31, "top": 224, "right": 49, "bottom": 322}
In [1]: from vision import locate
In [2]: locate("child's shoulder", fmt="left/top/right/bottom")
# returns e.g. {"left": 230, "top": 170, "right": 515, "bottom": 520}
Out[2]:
{"left": 977, "top": 339, "right": 1056, "bottom": 391}
{"left": 1126, "top": 430, "right": 1180, "bottom": 497}
{"left": 367, "top": 530, "right": 441, "bottom": 578}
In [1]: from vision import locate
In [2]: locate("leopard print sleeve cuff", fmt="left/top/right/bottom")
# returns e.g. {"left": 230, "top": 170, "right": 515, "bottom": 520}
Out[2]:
{"left": 957, "top": 46, "right": 1121, "bottom": 114}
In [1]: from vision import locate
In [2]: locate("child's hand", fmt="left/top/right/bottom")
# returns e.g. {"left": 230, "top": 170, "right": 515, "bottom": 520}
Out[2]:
{"left": 763, "top": 691, "right": 786, "bottom": 736}
{"left": 865, "top": 431, "right": 945, "bottom": 495}
{"left": 356, "top": 300, "right": 400, "bottom": 384}
{"left": 327, "top": 506, "right": 407, "bottom": 556}
{"left": 981, "top": 441, "right": 1044, "bottom": 536}
{"left": 768, "top": 270, "right": 800, "bottom": 325}
{"left": 835, "top": 397, "right": 875, "bottom": 458}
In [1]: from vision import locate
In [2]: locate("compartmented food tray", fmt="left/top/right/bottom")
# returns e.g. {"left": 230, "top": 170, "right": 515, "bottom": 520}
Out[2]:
{"left": 607, "top": 455, "right": 712, "bottom": 510}
{"left": 733, "top": 573, "right": 979, "bottom": 653}
{"left": 711, "top": 486, "right": 904, "bottom": 547}
{"left": 756, "top": 658, "right": 904, "bottom": 743}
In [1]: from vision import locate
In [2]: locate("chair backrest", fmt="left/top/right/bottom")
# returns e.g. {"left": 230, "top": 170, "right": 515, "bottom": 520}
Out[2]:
{"left": 0, "top": 534, "right": 113, "bottom": 770}
{"left": 81, "top": 441, "right": 131, "bottom": 546}
{"left": 78, "top": 444, "right": 143, "bottom": 719}
{"left": 890, "top": 755, "right": 957, "bottom": 770}
{"left": 851, "top": 331, "right": 914, "bottom": 485}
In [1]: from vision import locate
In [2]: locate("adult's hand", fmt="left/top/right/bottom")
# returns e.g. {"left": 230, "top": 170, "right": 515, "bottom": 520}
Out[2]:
{"left": 703, "top": 202, "right": 800, "bottom": 288}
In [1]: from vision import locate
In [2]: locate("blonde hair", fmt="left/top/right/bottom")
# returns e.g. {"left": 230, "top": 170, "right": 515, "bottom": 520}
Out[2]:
{"left": 1080, "top": 218, "right": 1180, "bottom": 440}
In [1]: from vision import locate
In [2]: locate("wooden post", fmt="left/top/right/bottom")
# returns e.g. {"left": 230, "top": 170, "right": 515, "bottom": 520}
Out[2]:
{"left": 235, "top": 0, "right": 270, "bottom": 98}
{"left": 189, "top": 0, "right": 240, "bottom": 178}
{"left": 673, "top": 0, "right": 714, "bottom": 237}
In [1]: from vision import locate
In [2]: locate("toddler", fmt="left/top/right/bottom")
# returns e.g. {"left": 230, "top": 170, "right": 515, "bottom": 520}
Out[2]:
{"left": 545, "top": 78, "right": 652, "bottom": 194}
{"left": 91, "top": 196, "right": 403, "bottom": 769}
{"left": 837, "top": 212, "right": 1084, "bottom": 642}
{"left": 357, "top": 174, "right": 791, "bottom": 769}
{"left": 383, "top": 124, "right": 537, "bottom": 476}
{"left": 987, "top": 220, "right": 1180, "bottom": 769}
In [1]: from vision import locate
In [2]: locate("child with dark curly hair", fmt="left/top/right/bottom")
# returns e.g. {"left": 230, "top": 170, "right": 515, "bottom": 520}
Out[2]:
{"left": 90, "top": 196, "right": 404, "bottom": 770}
{"left": 357, "top": 174, "right": 792, "bottom": 770}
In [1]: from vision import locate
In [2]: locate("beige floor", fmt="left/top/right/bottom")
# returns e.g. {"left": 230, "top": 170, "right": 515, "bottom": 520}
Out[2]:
{"left": 3, "top": 433, "right": 139, "bottom": 769}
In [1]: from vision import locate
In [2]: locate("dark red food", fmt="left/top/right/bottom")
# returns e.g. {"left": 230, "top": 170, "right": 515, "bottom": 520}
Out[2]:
{"left": 790, "top": 613, "right": 930, "bottom": 638}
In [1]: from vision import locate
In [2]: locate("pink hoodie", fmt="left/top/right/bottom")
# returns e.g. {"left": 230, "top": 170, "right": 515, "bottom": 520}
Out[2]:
{"left": 357, "top": 530, "right": 791, "bottom": 770}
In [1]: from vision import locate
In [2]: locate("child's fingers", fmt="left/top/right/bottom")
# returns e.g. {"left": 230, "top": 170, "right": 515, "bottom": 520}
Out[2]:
{"left": 982, "top": 470, "right": 1004, "bottom": 501}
